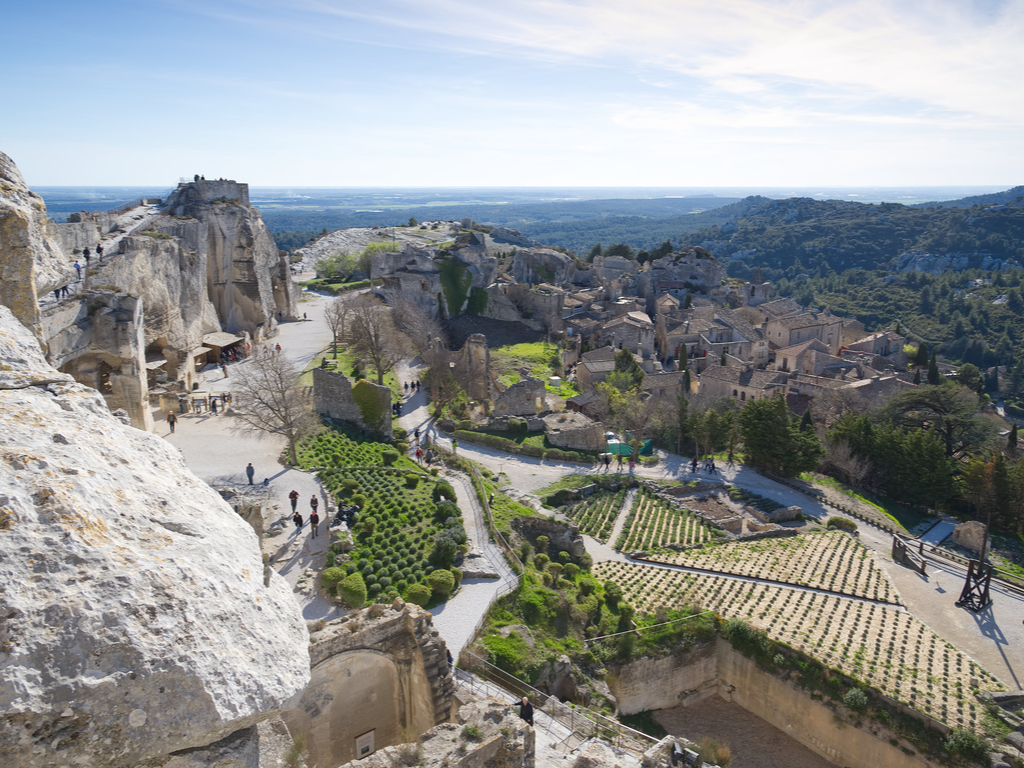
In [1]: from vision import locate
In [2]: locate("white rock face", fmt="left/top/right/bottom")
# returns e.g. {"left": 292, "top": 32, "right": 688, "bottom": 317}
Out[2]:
{"left": 0, "top": 305, "right": 310, "bottom": 767}
{"left": 0, "top": 152, "right": 75, "bottom": 341}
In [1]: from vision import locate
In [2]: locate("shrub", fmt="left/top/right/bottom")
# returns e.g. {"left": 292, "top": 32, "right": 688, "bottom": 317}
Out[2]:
{"left": 483, "top": 632, "right": 531, "bottom": 674}
{"left": 944, "top": 728, "right": 989, "bottom": 763}
{"left": 521, "top": 444, "right": 544, "bottom": 458}
{"left": 342, "top": 478, "right": 359, "bottom": 493}
{"left": 432, "top": 481, "right": 457, "bottom": 503}
{"left": 604, "top": 580, "right": 623, "bottom": 607}
{"left": 338, "top": 573, "right": 367, "bottom": 608}
{"left": 827, "top": 516, "right": 857, "bottom": 532}
{"left": 435, "top": 499, "right": 460, "bottom": 521}
{"left": 578, "top": 575, "right": 598, "bottom": 596}
{"left": 843, "top": 688, "right": 868, "bottom": 712}
{"left": 359, "top": 516, "right": 377, "bottom": 536}
{"left": 562, "top": 563, "right": 579, "bottom": 580}
{"left": 536, "top": 535, "right": 550, "bottom": 554}
{"left": 451, "top": 567, "right": 462, "bottom": 588}
{"left": 352, "top": 493, "right": 366, "bottom": 508}
{"left": 430, "top": 533, "right": 458, "bottom": 569}
{"left": 428, "top": 569, "right": 455, "bottom": 596}
{"left": 461, "top": 724, "right": 481, "bottom": 741}
{"left": 533, "top": 553, "right": 550, "bottom": 570}
{"left": 381, "top": 449, "right": 399, "bottom": 466}
{"left": 405, "top": 583, "right": 431, "bottom": 607}
{"left": 405, "top": 474, "right": 421, "bottom": 489}
{"left": 321, "top": 567, "right": 347, "bottom": 590}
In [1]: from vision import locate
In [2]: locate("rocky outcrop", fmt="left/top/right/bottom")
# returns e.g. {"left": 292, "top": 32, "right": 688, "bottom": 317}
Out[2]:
{"left": 952, "top": 520, "right": 990, "bottom": 555}
{"left": 0, "top": 151, "right": 73, "bottom": 342}
{"left": 896, "top": 250, "right": 1023, "bottom": 274}
{"left": 0, "top": 305, "right": 309, "bottom": 767}
{"left": 338, "top": 697, "right": 535, "bottom": 768}
{"left": 512, "top": 247, "right": 576, "bottom": 285}
{"left": 165, "top": 180, "right": 295, "bottom": 335}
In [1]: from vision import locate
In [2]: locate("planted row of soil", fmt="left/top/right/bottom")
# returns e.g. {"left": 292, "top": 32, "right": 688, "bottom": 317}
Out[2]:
{"left": 594, "top": 560, "right": 1003, "bottom": 732}
{"left": 647, "top": 530, "right": 901, "bottom": 605}
{"left": 617, "top": 488, "right": 714, "bottom": 551}
{"left": 563, "top": 488, "right": 628, "bottom": 543}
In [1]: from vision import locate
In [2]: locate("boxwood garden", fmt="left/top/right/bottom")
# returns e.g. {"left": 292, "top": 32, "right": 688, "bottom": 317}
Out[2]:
{"left": 297, "top": 427, "right": 467, "bottom": 607}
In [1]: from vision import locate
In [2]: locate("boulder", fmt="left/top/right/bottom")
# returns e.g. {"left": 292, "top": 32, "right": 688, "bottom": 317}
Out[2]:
{"left": 0, "top": 305, "right": 309, "bottom": 768}
{"left": 952, "top": 520, "right": 990, "bottom": 555}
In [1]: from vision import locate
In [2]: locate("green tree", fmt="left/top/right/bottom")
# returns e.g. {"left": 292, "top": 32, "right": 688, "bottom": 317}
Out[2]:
{"left": 883, "top": 383, "right": 994, "bottom": 457}
{"left": 587, "top": 243, "right": 603, "bottom": 261}
{"left": 955, "top": 363, "right": 984, "bottom": 396}
{"left": 927, "top": 349, "right": 941, "bottom": 385}
{"left": 738, "top": 395, "right": 823, "bottom": 476}
{"left": 914, "top": 342, "right": 929, "bottom": 368}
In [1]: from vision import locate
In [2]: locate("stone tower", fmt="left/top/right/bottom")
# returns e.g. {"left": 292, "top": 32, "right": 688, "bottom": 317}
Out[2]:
{"left": 744, "top": 266, "right": 771, "bottom": 307}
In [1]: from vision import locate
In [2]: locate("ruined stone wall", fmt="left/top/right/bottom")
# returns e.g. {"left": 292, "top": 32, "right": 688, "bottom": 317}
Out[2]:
{"left": 506, "top": 284, "right": 564, "bottom": 331}
{"left": 56, "top": 212, "right": 120, "bottom": 254}
{"left": 608, "top": 642, "right": 719, "bottom": 715}
{"left": 546, "top": 421, "right": 605, "bottom": 452}
{"left": 285, "top": 604, "right": 453, "bottom": 768}
{"left": 313, "top": 367, "right": 393, "bottom": 438}
{"left": 494, "top": 377, "right": 545, "bottom": 416}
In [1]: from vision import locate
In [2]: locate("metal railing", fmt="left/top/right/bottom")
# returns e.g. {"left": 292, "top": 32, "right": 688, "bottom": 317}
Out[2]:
{"left": 457, "top": 651, "right": 658, "bottom": 757}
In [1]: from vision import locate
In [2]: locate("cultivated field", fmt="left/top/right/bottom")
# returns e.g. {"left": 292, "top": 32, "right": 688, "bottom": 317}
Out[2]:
{"left": 594, "top": 561, "right": 1003, "bottom": 731}
{"left": 564, "top": 487, "right": 628, "bottom": 542}
{"left": 646, "top": 530, "right": 902, "bottom": 605}
{"left": 616, "top": 487, "right": 715, "bottom": 551}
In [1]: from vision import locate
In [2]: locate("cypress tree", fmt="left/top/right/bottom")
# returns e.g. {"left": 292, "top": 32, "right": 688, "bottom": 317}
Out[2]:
{"left": 1009, "top": 424, "right": 1018, "bottom": 450}
{"left": 913, "top": 368, "right": 921, "bottom": 385}
{"left": 800, "top": 408, "right": 814, "bottom": 432}
{"left": 927, "top": 349, "right": 941, "bottom": 385}
{"left": 914, "top": 341, "right": 929, "bottom": 368}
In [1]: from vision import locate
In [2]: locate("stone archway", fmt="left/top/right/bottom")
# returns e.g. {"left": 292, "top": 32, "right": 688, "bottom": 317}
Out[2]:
{"left": 284, "top": 604, "right": 453, "bottom": 768}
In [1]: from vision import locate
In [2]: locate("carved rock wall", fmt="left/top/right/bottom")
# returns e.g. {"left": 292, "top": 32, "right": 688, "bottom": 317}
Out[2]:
{"left": 313, "top": 368, "right": 393, "bottom": 438}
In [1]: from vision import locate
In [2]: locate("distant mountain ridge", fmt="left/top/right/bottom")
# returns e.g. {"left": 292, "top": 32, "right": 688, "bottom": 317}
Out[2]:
{"left": 914, "top": 185, "right": 1024, "bottom": 209}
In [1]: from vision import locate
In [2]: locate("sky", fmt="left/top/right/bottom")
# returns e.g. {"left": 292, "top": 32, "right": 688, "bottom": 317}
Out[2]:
{"left": 4, "top": 0, "right": 1024, "bottom": 187}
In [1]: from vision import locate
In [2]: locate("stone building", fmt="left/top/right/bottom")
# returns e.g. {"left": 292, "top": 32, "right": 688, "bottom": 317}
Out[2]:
{"left": 698, "top": 364, "right": 788, "bottom": 403}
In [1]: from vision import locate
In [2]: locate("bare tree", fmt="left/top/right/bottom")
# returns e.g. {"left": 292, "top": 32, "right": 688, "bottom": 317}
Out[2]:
{"left": 389, "top": 293, "right": 453, "bottom": 404}
{"left": 349, "top": 297, "right": 409, "bottom": 386}
{"left": 598, "top": 384, "right": 669, "bottom": 461}
{"left": 230, "top": 350, "right": 314, "bottom": 465}
{"left": 823, "top": 439, "right": 871, "bottom": 488}
{"left": 323, "top": 296, "right": 352, "bottom": 358}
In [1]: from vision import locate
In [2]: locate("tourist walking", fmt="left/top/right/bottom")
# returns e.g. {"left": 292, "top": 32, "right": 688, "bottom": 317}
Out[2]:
{"left": 73, "top": 261, "right": 81, "bottom": 280}
{"left": 289, "top": 489, "right": 299, "bottom": 512}
{"left": 310, "top": 494, "right": 319, "bottom": 518}
{"left": 292, "top": 511, "right": 303, "bottom": 531}
{"left": 246, "top": 463, "right": 255, "bottom": 485}
{"left": 83, "top": 247, "right": 91, "bottom": 266}
{"left": 211, "top": 397, "right": 218, "bottom": 415}
{"left": 167, "top": 411, "right": 176, "bottom": 433}
{"left": 309, "top": 509, "right": 319, "bottom": 537}
{"left": 96, "top": 243, "right": 103, "bottom": 259}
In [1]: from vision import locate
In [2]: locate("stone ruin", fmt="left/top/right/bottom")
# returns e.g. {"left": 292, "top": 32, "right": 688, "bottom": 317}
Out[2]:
{"left": 313, "top": 367, "right": 393, "bottom": 438}
{"left": 952, "top": 520, "right": 990, "bottom": 555}
{"left": 285, "top": 602, "right": 454, "bottom": 768}
{"left": 494, "top": 377, "right": 546, "bottom": 416}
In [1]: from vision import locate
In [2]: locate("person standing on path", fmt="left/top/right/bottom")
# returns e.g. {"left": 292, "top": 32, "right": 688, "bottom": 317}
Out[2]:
{"left": 292, "top": 511, "right": 303, "bottom": 531}
{"left": 246, "top": 463, "right": 255, "bottom": 485}
{"left": 289, "top": 489, "right": 299, "bottom": 513}
{"left": 211, "top": 397, "right": 218, "bottom": 416}
{"left": 309, "top": 508, "right": 319, "bottom": 537}
{"left": 310, "top": 494, "right": 319, "bottom": 519}
{"left": 83, "top": 247, "right": 91, "bottom": 266}
{"left": 96, "top": 243, "right": 104, "bottom": 260}
{"left": 73, "top": 261, "right": 81, "bottom": 280}
{"left": 452, "top": 438, "right": 458, "bottom": 454}
{"left": 517, "top": 697, "right": 534, "bottom": 726}
{"left": 167, "top": 411, "right": 176, "bottom": 434}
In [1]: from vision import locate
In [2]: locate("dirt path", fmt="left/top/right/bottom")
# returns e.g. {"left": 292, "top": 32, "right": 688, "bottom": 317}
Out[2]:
{"left": 654, "top": 699, "right": 835, "bottom": 768}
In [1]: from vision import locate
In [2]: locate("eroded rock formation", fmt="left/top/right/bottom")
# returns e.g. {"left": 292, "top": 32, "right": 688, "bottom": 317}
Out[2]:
{"left": 0, "top": 151, "right": 73, "bottom": 342}
{"left": 0, "top": 305, "right": 310, "bottom": 767}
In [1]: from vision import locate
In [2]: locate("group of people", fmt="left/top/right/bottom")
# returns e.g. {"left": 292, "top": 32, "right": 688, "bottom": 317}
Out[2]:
{"left": 402, "top": 381, "right": 421, "bottom": 393}
{"left": 690, "top": 456, "right": 718, "bottom": 474}
{"left": 289, "top": 490, "right": 321, "bottom": 536}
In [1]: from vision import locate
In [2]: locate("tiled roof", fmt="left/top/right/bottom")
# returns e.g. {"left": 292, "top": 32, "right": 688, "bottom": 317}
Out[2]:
{"left": 760, "top": 298, "right": 802, "bottom": 318}
{"left": 581, "top": 345, "right": 616, "bottom": 362}
{"left": 776, "top": 339, "right": 829, "bottom": 356}
{"left": 715, "top": 308, "right": 763, "bottom": 342}
{"left": 699, "top": 365, "right": 788, "bottom": 390}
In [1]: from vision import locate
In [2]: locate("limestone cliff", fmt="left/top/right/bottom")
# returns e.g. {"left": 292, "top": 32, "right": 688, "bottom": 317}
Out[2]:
{"left": 166, "top": 181, "right": 296, "bottom": 335}
{"left": 0, "top": 305, "right": 310, "bottom": 767}
{"left": 0, "top": 152, "right": 74, "bottom": 342}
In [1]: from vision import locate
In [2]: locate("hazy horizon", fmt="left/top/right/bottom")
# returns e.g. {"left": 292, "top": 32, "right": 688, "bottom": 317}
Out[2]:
{"left": 5, "top": 2, "right": 1024, "bottom": 187}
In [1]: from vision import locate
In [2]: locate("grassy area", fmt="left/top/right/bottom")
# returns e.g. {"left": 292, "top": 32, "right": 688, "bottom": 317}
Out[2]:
{"left": 299, "top": 342, "right": 401, "bottom": 398}
{"left": 300, "top": 278, "right": 371, "bottom": 295}
{"left": 490, "top": 341, "right": 578, "bottom": 398}
{"left": 484, "top": 480, "right": 536, "bottom": 535}
{"left": 799, "top": 472, "right": 930, "bottom": 533}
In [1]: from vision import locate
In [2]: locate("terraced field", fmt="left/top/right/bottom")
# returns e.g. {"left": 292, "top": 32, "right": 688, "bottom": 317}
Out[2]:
{"left": 563, "top": 487, "right": 628, "bottom": 542}
{"left": 647, "top": 530, "right": 901, "bottom": 605}
{"left": 616, "top": 487, "right": 714, "bottom": 551}
{"left": 594, "top": 561, "right": 1003, "bottom": 731}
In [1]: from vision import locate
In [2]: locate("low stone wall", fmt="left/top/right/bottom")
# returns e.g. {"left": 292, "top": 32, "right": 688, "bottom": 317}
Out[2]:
{"left": 313, "top": 367, "right": 392, "bottom": 438}
{"left": 494, "top": 378, "right": 545, "bottom": 416}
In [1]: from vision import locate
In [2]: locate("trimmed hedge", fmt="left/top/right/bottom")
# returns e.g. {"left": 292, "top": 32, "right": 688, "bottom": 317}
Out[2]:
{"left": 339, "top": 572, "right": 367, "bottom": 608}
{"left": 827, "top": 516, "right": 857, "bottom": 532}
